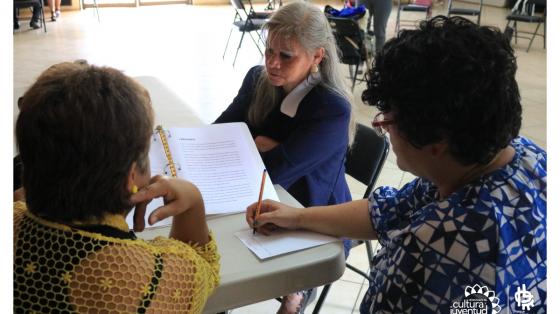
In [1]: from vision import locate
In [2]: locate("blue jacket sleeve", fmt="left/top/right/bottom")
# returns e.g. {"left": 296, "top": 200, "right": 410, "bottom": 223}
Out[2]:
{"left": 260, "top": 91, "right": 351, "bottom": 188}
{"left": 214, "top": 66, "right": 262, "bottom": 124}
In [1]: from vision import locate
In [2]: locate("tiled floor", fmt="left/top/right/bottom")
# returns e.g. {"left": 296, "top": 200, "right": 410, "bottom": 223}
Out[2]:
{"left": 13, "top": 2, "right": 546, "bottom": 313}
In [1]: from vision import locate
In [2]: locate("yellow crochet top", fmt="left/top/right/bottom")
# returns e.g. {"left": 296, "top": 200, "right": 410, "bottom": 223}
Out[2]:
{"left": 13, "top": 201, "right": 220, "bottom": 313}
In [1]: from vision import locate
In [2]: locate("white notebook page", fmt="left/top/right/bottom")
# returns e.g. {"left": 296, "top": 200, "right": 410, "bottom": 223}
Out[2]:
{"left": 127, "top": 123, "right": 278, "bottom": 229}
{"left": 235, "top": 229, "right": 340, "bottom": 260}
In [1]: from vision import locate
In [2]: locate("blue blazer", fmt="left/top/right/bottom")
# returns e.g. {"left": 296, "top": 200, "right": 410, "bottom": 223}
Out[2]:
{"left": 215, "top": 66, "right": 352, "bottom": 207}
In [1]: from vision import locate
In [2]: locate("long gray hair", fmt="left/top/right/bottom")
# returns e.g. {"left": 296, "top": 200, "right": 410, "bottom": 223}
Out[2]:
{"left": 247, "top": 1, "right": 355, "bottom": 143}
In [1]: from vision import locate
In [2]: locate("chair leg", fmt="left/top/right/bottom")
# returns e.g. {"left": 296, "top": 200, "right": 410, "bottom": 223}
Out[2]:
{"left": 352, "top": 63, "right": 359, "bottom": 91}
{"left": 513, "top": 21, "right": 518, "bottom": 44}
{"left": 40, "top": 3, "right": 47, "bottom": 33}
{"left": 346, "top": 263, "right": 370, "bottom": 279}
{"left": 247, "top": 31, "right": 263, "bottom": 56}
{"left": 223, "top": 27, "right": 234, "bottom": 59}
{"left": 526, "top": 22, "right": 541, "bottom": 52}
{"left": 257, "top": 29, "right": 266, "bottom": 46}
{"left": 233, "top": 30, "right": 247, "bottom": 67}
{"left": 395, "top": 6, "right": 401, "bottom": 33}
{"left": 365, "top": 240, "right": 374, "bottom": 268}
{"left": 93, "top": 0, "right": 100, "bottom": 23}
{"left": 312, "top": 284, "right": 332, "bottom": 314}
{"left": 42, "top": 10, "right": 47, "bottom": 33}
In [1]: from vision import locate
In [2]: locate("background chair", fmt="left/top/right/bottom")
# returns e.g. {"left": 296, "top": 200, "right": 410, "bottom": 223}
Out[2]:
{"left": 246, "top": 0, "right": 274, "bottom": 19}
{"left": 447, "top": 0, "right": 483, "bottom": 25}
{"left": 14, "top": 0, "right": 47, "bottom": 33}
{"left": 265, "top": 0, "right": 281, "bottom": 11}
{"left": 312, "top": 123, "right": 390, "bottom": 313}
{"left": 505, "top": 0, "right": 546, "bottom": 52}
{"left": 395, "top": 0, "right": 432, "bottom": 33}
{"left": 327, "top": 16, "right": 371, "bottom": 90}
{"left": 83, "top": 0, "right": 101, "bottom": 22}
{"left": 223, "top": 0, "right": 269, "bottom": 66}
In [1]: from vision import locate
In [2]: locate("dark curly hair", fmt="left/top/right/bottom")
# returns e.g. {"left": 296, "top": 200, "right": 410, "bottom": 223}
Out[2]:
{"left": 362, "top": 16, "right": 521, "bottom": 165}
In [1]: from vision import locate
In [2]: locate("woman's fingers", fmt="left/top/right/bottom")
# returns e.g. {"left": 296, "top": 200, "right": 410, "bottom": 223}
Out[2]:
{"left": 246, "top": 199, "right": 279, "bottom": 226}
{"left": 130, "top": 175, "right": 171, "bottom": 229}
{"left": 256, "top": 222, "right": 279, "bottom": 235}
{"left": 133, "top": 201, "right": 148, "bottom": 232}
{"left": 147, "top": 200, "right": 183, "bottom": 225}
{"left": 129, "top": 175, "right": 202, "bottom": 228}
{"left": 246, "top": 199, "right": 301, "bottom": 234}
{"left": 130, "top": 179, "right": 168, "bottom": 204}
{"left": 253, "top": 211, "right": 278, "bottom": 228}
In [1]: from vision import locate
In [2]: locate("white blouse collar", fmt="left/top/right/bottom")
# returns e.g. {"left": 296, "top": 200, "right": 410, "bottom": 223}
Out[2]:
{"left": 280, "top": 72, "right": 321, "bottom": 118}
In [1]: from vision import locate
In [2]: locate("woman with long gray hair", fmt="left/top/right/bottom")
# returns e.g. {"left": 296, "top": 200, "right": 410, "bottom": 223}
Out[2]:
{"left": 215, "top": 1, "right": 354, "bottom": 312}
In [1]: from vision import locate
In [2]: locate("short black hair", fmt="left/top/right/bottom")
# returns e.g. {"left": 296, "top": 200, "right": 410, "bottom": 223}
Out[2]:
{"left": 362, "top": 16, "right": 521, "bottom": 165}
{"left": 16, "top": 62, "right": 154, "bottom": 221}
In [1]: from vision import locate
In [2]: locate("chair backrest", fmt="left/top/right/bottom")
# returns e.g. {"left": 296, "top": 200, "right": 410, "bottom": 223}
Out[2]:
{"left": 529, "top": 0, "right": 546, "bottom": 6}
{"left": 414, "top": 0, "right": 433, "bottom": 6}
{"left": 527, "top": 0, "right": 546, "bottom": 15}
{"left": 448, "top": 0, "right": 483, "bottom": 11}
{"left": 230, "top": 0, "right": 270, "bottom": 21}
{"left": 512, "top": 0, "right": 545, "bottom": 15}
{"left": 345, "top": 123, "right": 390, "bottom": 199}
{"left": 397, "top": 0, "right": 432, "bottom": 7}
{"left": 327, "top": 16, "right": 365, "bottom": 65}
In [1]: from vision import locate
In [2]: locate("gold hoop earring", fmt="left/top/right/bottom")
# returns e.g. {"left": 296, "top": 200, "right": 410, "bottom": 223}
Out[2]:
{"left": 131, "top": 185, "right": 138, "bottom": 194}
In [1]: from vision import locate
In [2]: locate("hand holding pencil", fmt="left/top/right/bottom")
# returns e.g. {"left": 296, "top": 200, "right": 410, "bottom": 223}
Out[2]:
{"left": 246, "top": 198, "right": 302, "bottom": 236}
{"left": 252, "top": 169, "right": 267, "bottom": 234}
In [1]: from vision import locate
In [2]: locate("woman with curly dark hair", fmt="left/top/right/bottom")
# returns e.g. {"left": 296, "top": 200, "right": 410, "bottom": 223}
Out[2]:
{"left": 245, "top": 16, "right": 546, "bottom": 313}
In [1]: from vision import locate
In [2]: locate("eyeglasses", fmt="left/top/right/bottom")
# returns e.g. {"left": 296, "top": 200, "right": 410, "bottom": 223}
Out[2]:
{"left": 371, "top": 112, "right": 395, "bottom": 136}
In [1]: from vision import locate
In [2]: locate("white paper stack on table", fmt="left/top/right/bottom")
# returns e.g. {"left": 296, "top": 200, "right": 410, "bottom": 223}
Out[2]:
{"left": 126, "top": 122, "right": 279, "bottom": 229}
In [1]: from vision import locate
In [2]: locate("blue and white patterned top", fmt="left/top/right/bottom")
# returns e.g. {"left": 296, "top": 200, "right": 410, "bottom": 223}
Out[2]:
{"left": 360, "top": 137, "right": 546, "bottom": 313}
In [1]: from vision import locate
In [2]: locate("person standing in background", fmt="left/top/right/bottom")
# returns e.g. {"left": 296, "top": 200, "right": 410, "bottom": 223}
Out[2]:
{"left": 363, "top": 0, "right": 393, "bottom": 51}
{"left": 48, "top": 0, "right": 61, "bottom": 21}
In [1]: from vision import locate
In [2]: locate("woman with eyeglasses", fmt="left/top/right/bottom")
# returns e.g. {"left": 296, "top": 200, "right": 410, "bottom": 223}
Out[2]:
{"left": 246, "top": 16, "right": 546, "bottom": 313}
